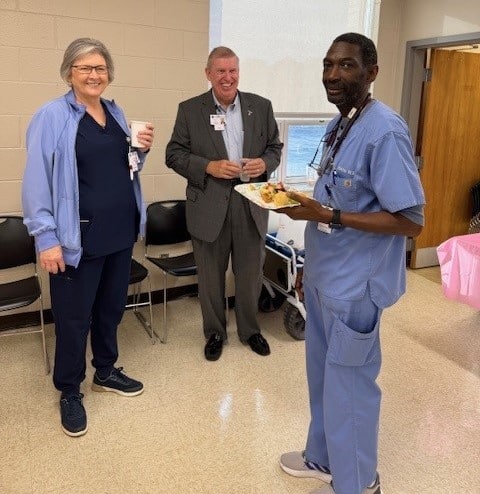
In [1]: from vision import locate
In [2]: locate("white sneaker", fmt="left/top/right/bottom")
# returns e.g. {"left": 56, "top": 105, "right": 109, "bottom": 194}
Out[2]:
{"left": 279, "top": 451, "right": 332, "bottom": 483}
{"left": 310, "top": 474, "right": 383, "bottom": 494}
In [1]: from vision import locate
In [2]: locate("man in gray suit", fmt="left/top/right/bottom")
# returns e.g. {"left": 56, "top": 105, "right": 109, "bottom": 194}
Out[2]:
{"left": 166, "top": 46, "right": 283, "bottom": 361}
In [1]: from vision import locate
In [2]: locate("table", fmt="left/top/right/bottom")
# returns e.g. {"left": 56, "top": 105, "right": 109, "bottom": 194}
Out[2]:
{"left": 437, "top": 232, "right": 480, "bottom": 309}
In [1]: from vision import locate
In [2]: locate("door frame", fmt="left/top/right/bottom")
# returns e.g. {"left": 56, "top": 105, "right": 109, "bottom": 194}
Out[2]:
{"left": 400, "top": 31, "right": 480, "bottom": 267}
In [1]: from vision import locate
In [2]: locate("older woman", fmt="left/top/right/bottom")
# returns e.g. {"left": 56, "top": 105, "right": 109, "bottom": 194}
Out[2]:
{"left": 22, "top": 38, "right": 154, "bottom": 437}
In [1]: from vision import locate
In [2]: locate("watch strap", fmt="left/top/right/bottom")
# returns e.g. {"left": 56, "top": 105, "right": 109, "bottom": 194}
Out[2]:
{"left": 329, "top": 209, "right": 342, "bottom": 228}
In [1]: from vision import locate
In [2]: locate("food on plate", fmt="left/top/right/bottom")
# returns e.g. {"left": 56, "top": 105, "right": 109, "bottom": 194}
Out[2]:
{"left": 242, "top": 182, "right": 300, "bottom": 208}
{"left": 258, "top": 182, "right": 286, "bottom": 203}
{"left": 273, "top": 190, "right": 291, "bottom": 207}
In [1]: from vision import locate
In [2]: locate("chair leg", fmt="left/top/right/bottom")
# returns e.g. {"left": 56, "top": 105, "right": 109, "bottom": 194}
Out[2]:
{"left": 161, "top": 272, "right": 168, "bottom": 344}
{"left": 146, "top": 274, "right": 155, "bottom": 342}
{"left": 132, "top": 278, "right": 159, "bottom": 343}
{"left": 39, "top": 295, "right": 50, "bottom": 375}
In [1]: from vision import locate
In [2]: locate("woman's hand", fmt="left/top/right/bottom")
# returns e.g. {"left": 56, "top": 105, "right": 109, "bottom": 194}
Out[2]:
{"left": 136, "top": 123, "right": 154, "bottom": 152}
{"left": 39, "top": 246, "right": 65, "bottom": 274}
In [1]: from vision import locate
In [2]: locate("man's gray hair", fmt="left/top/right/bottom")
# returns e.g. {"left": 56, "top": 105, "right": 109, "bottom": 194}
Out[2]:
{"left": 206, "top": 46, "right": 238, "bottom": 70}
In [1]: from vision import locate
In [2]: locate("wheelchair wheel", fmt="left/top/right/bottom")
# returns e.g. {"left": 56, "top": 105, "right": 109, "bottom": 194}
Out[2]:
{"left": 258, "top": 285, "right": 286, "bottom": 312}
{"left": 283, "top": 303, "right": 305, "bottom": 340}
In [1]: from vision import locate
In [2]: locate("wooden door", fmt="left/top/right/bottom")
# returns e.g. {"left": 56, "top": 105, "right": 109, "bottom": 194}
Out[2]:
{"left": 410, "top": 49, "right": 480, "bottom": 268}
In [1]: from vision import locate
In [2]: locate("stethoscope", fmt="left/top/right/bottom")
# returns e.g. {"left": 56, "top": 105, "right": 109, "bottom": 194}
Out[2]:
{"left": 308, "top": 93, "right": 372, "bottom": 179}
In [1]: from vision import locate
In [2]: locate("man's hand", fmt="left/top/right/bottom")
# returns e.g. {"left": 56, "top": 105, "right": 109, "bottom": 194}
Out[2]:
{"left": 240, "top": 157, "right": 266, "bottom": 179}
{"left": 39, "top": 245, "right": 65, "bottom": 274}
{"left": 276, "top": 191, "right": 331, "bottom": 223}
{"left": 280, "top": 191, "right": 424, "bottom": 237}
{"left": 206, "top": 159, "right": 243, "bottom": 179}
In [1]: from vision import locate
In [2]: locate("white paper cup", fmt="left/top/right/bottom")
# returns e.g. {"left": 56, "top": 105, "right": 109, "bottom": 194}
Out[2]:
{"left": 130, "top": 120, "right": 148, "bottom": 148}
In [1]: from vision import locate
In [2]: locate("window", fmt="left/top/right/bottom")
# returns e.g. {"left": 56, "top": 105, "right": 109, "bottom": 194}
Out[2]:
{"left": 210, "top": 0, "right": 379, "bottom": 182}
{"left": 276, "top": 116, "right": 332, "bottom": 185}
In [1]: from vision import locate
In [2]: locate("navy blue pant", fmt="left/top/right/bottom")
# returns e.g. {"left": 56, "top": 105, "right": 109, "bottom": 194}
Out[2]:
{"left": 50, "top": 247, "right": 133, "bottom": 395}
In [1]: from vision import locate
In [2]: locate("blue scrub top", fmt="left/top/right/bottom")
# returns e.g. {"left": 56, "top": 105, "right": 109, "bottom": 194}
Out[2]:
{"left": 76, "top": 105, "right": 138, "bottom": 259}
{"left": 303, "top": 100, "right": 425, "bottom": 308}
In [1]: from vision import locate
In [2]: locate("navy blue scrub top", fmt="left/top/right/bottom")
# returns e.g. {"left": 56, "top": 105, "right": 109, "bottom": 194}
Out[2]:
{"left": 76, "top": 104, "right": 138, "bottom": 259}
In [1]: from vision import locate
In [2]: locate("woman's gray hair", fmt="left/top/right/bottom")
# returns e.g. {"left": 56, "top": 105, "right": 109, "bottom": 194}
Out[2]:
{"left": 60, "top": 38, "right": 114, "bottom": 84}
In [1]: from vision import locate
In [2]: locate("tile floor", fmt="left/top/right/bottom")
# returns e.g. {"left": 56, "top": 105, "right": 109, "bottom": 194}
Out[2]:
{"left": 1, "top": 268, "right": 479, "bottom": 494}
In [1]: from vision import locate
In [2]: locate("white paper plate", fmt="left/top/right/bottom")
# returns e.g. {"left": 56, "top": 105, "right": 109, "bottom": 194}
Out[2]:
{"left": 234, "top": 182, "right": 300, "bottom": 210}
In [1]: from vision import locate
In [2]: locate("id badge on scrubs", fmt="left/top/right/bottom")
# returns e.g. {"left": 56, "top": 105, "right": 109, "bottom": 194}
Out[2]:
{"left": 317, "top": 222, "right": 332, "bottom": 234}
{"left": 317, "top": 204, "right": 332, "bottom": 234}
{"left": 128, "top": 150, "right": 140, "bottom": 180}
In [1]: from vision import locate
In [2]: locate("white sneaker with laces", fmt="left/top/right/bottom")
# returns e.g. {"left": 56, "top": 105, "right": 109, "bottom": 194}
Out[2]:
{"left": 279, "top": 451, "right": 332, "bottom": 483}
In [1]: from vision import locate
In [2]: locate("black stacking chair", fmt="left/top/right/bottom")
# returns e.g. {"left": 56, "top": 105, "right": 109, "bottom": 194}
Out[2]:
{"left": 126, "top": 257, "right": 157, "bottom": 342}
{"left": 0, "top": 216, "right": 50, "bottom": 374}
{"left": 471, "top": 181, "right": 480, "bottom": 217}
{"left": 144, "top": 201, "right": 197, "bottom": 343}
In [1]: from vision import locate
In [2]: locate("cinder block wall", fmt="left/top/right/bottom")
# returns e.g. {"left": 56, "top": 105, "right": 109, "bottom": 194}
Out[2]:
{"left": 0, "top": 1, "right": 209, "bottom": 310}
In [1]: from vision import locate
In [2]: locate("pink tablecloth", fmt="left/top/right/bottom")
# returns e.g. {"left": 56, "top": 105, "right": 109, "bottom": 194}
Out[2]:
{"left": 437, "top": 233, "right": 480, "bottom": 309}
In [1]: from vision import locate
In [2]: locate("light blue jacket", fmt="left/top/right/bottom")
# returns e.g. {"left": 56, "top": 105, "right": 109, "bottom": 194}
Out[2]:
{"left": 22, "top": 90, "right": 148, "bottom": 268}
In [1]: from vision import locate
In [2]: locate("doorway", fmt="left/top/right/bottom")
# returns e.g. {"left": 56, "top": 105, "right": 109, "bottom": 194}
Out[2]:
{"left": 401, "top": 32, "right": 480, "bottom": 268}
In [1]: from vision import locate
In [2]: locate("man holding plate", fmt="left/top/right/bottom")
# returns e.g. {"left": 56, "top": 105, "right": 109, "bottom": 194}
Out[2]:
{"left": 166, "top": 46, "right": 283, "bottom": 361}
{"left": 277, "top": 33, "right": 425, "bottom": 494}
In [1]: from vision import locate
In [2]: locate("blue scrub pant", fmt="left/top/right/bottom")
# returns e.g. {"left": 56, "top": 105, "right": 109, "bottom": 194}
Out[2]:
{"left": 303, "top": 283, "right": 382, "bottom": 494}
{"left": 50, "top": 247, "right": 133, "bottom": 396}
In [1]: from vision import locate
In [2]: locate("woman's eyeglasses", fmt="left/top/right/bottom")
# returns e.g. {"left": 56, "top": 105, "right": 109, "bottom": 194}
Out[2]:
{"left": 72, "top": 65, "right": 108, "bottom": 75}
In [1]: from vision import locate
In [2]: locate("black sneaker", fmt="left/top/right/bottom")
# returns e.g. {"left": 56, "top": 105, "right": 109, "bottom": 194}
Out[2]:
{"left": 60, "top": 393, "right": 87, "bottom": 437}
{"left": 92, "top": 367, "right": 144, "bottom": 396}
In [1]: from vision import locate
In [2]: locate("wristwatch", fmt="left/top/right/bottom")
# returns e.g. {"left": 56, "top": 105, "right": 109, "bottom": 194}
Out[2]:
{"left": 329, "top": 209, "right": 343, "bottom": 229}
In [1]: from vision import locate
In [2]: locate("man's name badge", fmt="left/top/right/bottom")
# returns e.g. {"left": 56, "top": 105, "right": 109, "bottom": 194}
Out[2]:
{"left": 317, "top": 222, "right": 332, "bottom": 234}
{"left": 317, "top": 204, "right": 332, "bottom": 234}
{"left": 210, "top": 114, "right": 226, "bottom": 131}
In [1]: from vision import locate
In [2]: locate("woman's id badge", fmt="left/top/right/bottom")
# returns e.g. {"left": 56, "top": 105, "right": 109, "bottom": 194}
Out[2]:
{"left": 128, "top": 151, "right": 140, "bottom": 180}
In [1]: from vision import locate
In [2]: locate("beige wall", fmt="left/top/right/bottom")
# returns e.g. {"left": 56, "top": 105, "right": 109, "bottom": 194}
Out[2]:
{"left": 374, "top": 0, "right": 403, "bottom": 110}
{"left": 4, "top": 0, "right": 480, "bottom": 311}
{"left": 0, "top": 0, "right": 209, "bottom": 309}
{"left": 375, "top": 0, "right": 480, "bottom": 110}
{"left": 0, "top": 0, "right": 209, "bottom": 216}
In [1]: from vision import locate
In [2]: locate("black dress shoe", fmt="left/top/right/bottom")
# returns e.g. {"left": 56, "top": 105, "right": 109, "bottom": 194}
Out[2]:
{"left": 204, "top": 333, "right": 224, "bottom": 361}
{"left": 247, "top": 333, "right": 270, "bottom": 356}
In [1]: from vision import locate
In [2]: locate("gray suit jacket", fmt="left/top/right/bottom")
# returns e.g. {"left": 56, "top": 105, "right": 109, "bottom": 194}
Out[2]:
{"left": 165, "top": 90, "right": 283, "bottom": 242}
